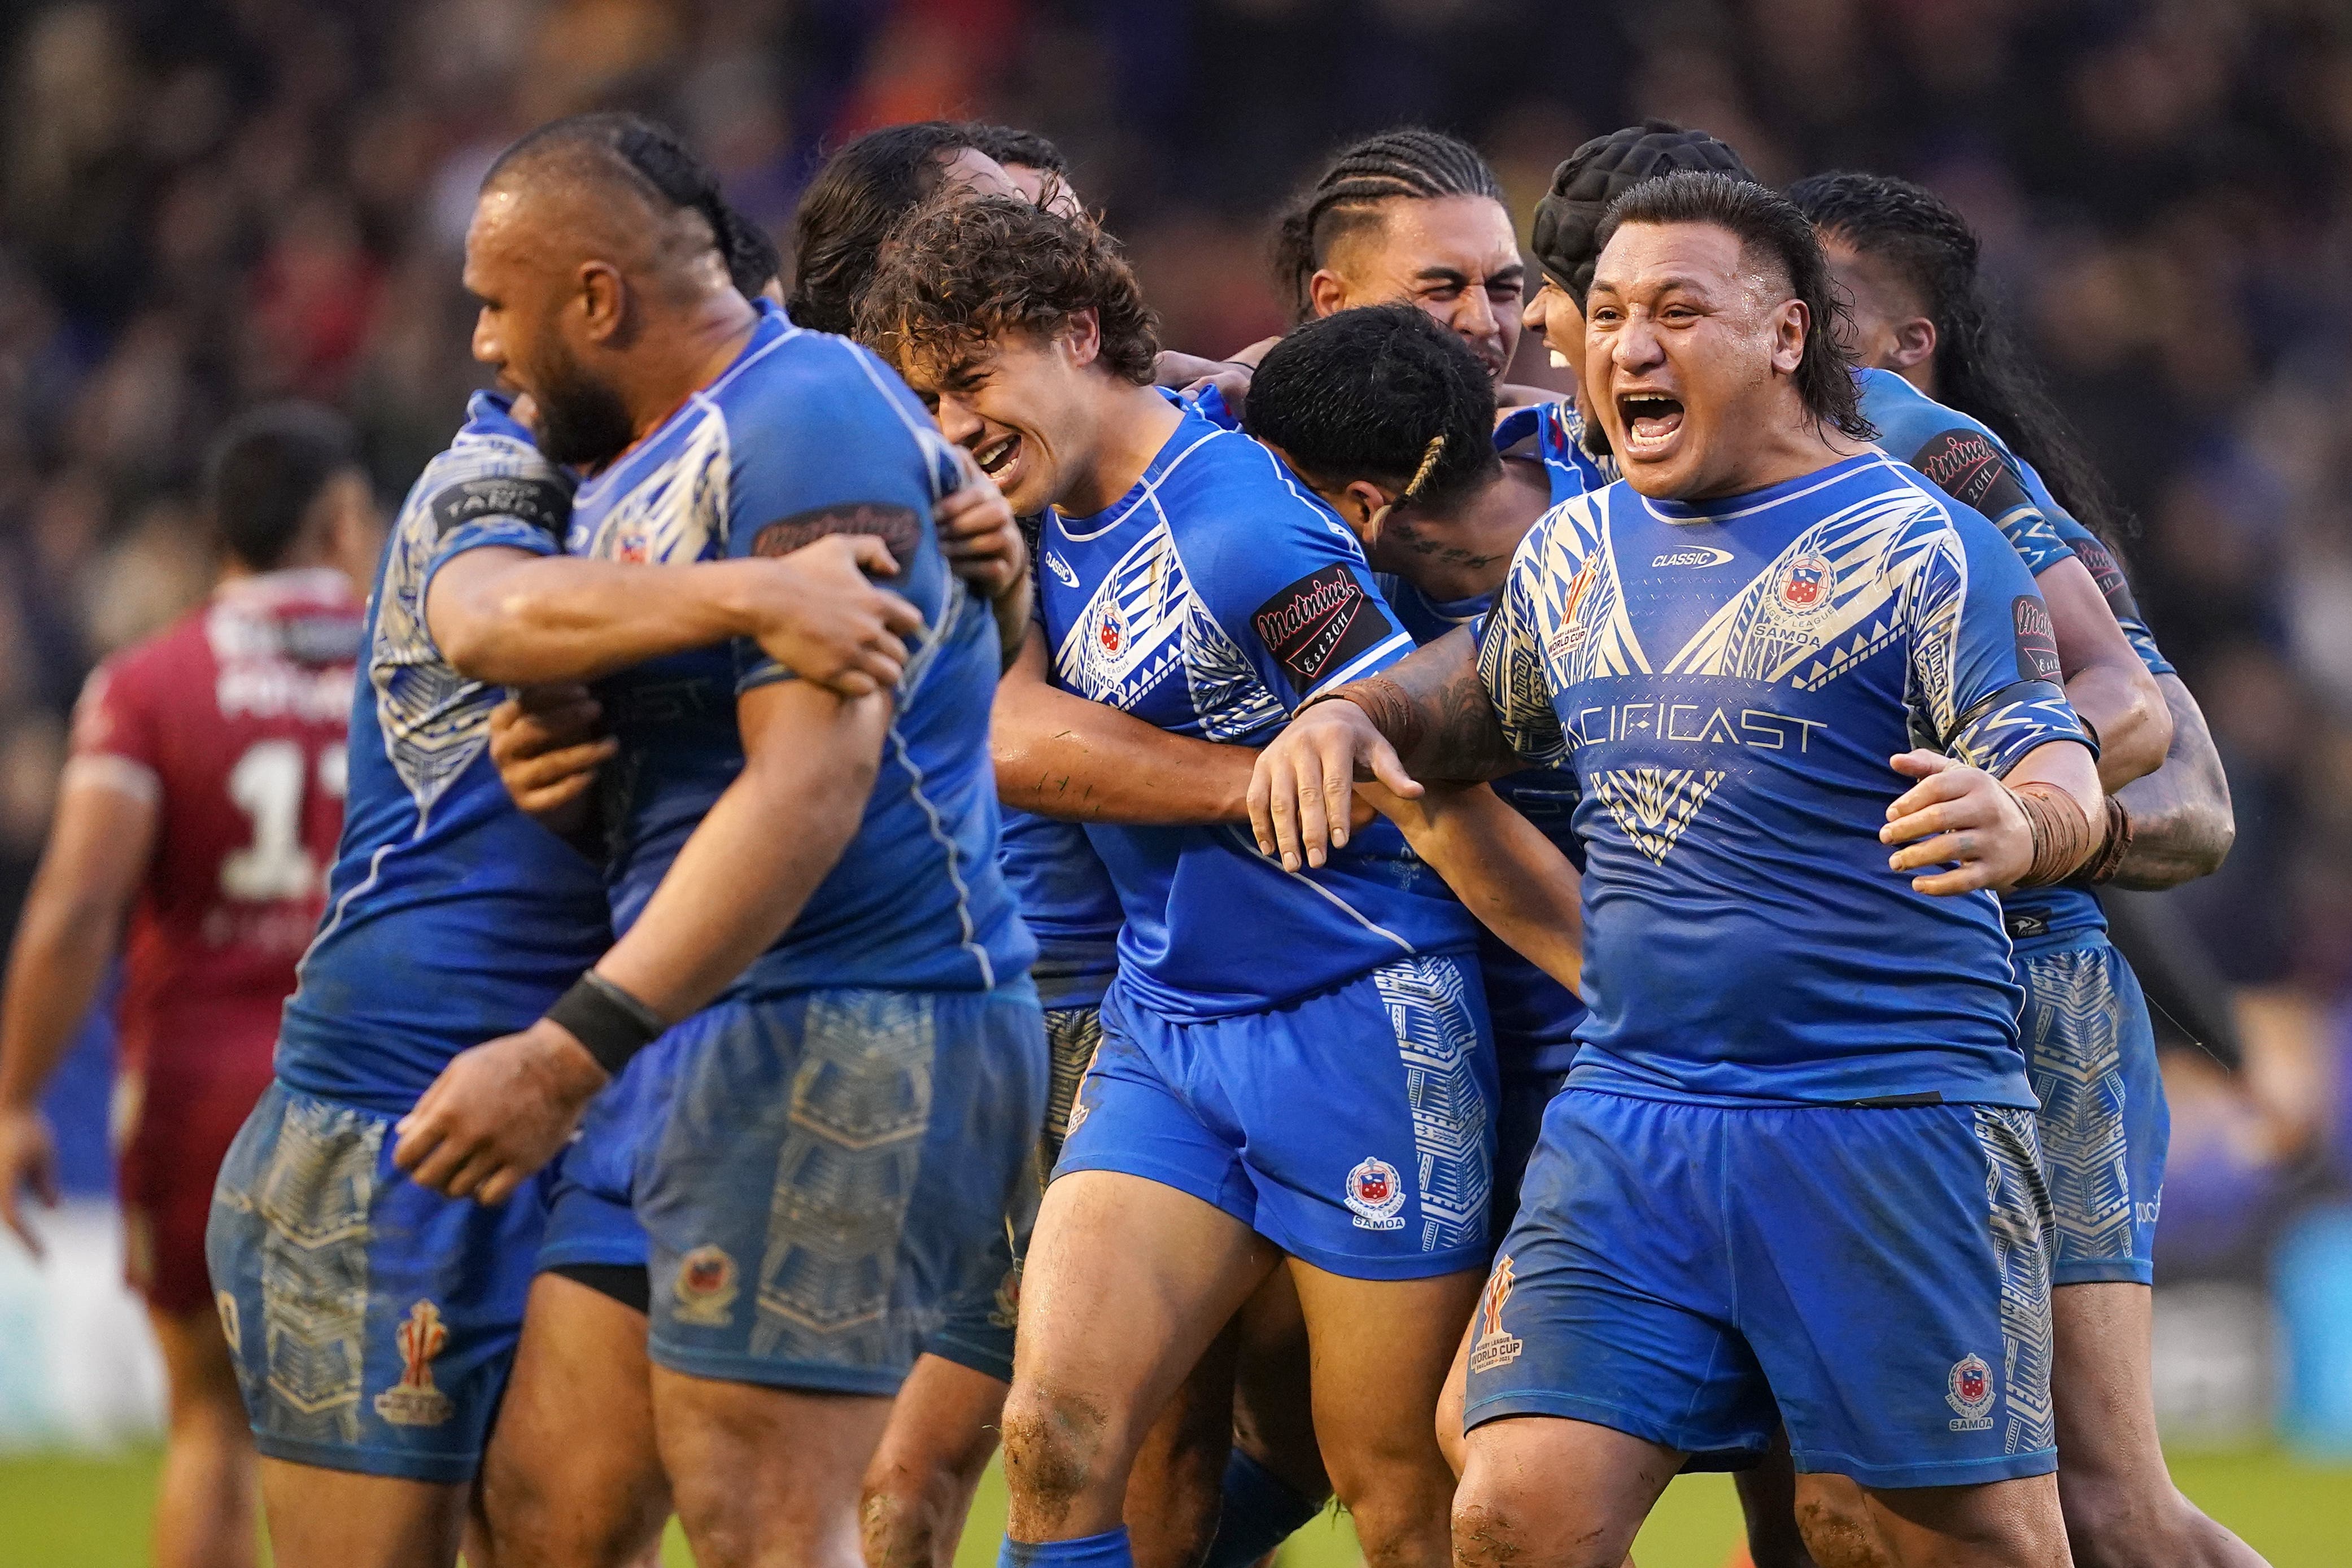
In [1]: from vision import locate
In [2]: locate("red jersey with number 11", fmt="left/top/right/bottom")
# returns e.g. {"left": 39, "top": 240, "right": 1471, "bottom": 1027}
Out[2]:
{"left": 67, "top": 568, "right": 363, "bottom": 1078}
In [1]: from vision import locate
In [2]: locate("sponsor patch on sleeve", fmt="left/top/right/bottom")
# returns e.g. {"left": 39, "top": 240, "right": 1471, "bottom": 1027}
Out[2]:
{"left": 2069, "top": 535, "right": 2144, "bottom": 622}
{"left": 429, "top": 475, "right": 570, "bottom": 540}
{"left": 2013, "top": 595, "right": 2062, "bottom": 683}
{"left": 1251, "top": 565, "right": 1396, "bottom": 691}
{"left": 750, "top": 501, "right": 920, "bottom": 564}
{"left": 1911, "top": 429, "right": 2032, "bottom": 521}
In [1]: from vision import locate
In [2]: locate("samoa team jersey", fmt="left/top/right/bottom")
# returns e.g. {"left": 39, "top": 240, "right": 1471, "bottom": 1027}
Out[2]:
{"left": 998, "top": 809, "right": 1121, "bottom": 1011}
{"left": 1494, "top": 398, "right": 1609, "bottom": 504}
{"left": 567, "top": 300, "right": 1031, "bottom": 998}
{"left": 279, "top": 394, "right": 613, "bottom": 1115}
{"left": 68, "top": 570, "right": 362, "bottom": 1081}
{"left": 1038, "top": 397, "right": 1476, "bottom": 1023}
{"left": 1476, "top": 453, "right": 2093, "bottom": 1108}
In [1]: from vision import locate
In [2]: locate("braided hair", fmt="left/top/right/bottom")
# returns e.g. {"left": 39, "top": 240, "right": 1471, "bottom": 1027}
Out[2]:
{"left": 1271, "top": 128, "right": 1506, "bottom": 324}
{"left": 1530, "top": 120, "right": 1756, "bottom": 307}
{"left": 1787, "top": 171, "right": 2135, "bottom": 544}
{"left": 484, "top": 112, "right": 780, "bottom": 298}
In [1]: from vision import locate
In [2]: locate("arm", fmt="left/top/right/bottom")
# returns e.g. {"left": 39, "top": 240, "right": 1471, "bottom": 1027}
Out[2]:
{"left": 427, "top": 535, "right": 922, "bottom": 696}
{"left": 932, "top": 450, "right": 1032, "bottom": 672}
{"left": 994, "top": 622, "right": 1259, "bottom": 824}
{"left": 394, "top": 676, "right": 888, "bottom": 1203}
{"left": 1370, "top": 780, "right": 1583, "bottom": 993}
{"left": 0, "top": 771, "right": 157, "bottom": 1255}
{"left": 1881, "top": 739, "right": 2104, "bottom": 896}
{"left": 2038, "top": 555, "right": 2170, "bottom": 790}
{"left": 2108, "top": 672, "right": 2233, "bottom": 889}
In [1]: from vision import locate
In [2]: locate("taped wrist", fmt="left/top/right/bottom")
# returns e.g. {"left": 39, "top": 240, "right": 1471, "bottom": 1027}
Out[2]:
{"left": 1304, "top": 676, "right": 1425, "bottom": 760}
{"left": 2067, "top": 794, "right": 2134, "bottom": 886}
{"left": 2009, "top": 781, "right": 2100, "bottom": 888}
{"left": 543, "top": 972, "right": 665, "bottom": 1076}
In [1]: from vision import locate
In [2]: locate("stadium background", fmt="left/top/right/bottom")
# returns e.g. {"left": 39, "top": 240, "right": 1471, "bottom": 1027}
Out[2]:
{"left": 0, "top": 0, "right": 2347, "bottom": 1561}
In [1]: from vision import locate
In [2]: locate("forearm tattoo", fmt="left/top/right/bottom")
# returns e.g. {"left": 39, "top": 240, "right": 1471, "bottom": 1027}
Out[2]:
{"left": 1329, "top": 629, "right": 1520, "bottom": 781}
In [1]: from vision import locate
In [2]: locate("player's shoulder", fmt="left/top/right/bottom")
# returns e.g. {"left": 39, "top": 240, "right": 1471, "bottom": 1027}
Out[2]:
{"left": 84, "top": 602, "right": 211, "bottom": 702}
{"left": 712, "top": 314, "right": 955, "bottom": 489}
{"left": 1172, "top": 416, "right": 1360, "bottom": 549}
{"left": 398, "top": 392, "right": 571, "bottom": 545}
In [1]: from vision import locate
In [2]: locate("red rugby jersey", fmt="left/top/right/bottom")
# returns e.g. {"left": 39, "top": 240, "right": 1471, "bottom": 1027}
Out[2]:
{"left": 66, "top": 568, "right": 363, "bottom": 1079}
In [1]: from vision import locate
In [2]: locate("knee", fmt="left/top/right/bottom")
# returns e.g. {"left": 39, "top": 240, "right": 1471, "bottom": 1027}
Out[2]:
{"left": 859, "top": 1449, "right": 979, "bottom": 1568}
{"left": 1000, "top": 1383, "right": 1122, "bottom": 1514}
{"left": 1451, "top": 1487, "right": 1610, "bottom": 1568}
{"left": 1788, "top": 1484, "right": 1883, "bottom": 1568}
{"left": 487, "top": 1461, "right": 661, "bottom": 1568}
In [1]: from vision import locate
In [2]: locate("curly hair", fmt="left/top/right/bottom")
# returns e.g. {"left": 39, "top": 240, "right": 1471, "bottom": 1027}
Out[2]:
{"left": 856, "top": 195, "right": 1159, "bottom": 385}
{"left": 1595, "top": 172, "right": 1875, "bottom": 442}
{"left": 1788, "top": 170, "right": 2136, "bottom": 544}
{"left": 1271, "top": 128, "right": 1506, "bottom": 324}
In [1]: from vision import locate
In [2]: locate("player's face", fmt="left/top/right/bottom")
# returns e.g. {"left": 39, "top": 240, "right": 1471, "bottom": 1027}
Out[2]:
{"left": 464, "top": 189, "right": 635, "bottom": 466}
{"left": 1003, "top": 161, "right": 1084, "bottom": 218}
{"left": 900, "top": 324, "right": 1094, "bottom": 517}
{"left": 1318, "top": 195, "right": 1524, "bottom": 382}
{"left": 1585, "top": 220, "right": 1808, "bottom": 500}
{"left": 1522, "top": 275, "right": 1586, "bottom": 380}
{"left": 936, "top": 146, "right": 1024, "bottom": 201}
{"left": 1817, "top": 233, "right": 1910, "bottom": 372}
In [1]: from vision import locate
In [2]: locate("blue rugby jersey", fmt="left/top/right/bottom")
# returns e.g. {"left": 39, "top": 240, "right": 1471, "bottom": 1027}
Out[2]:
{"left": 1037, "top": 396, "right": 1476, "bottom": 1022}
{"left": 277, "top": 394, "right": 613, "bottom": 1114}
{"left": 565, "top": 300, "right": 1031, "bottom": 997}
{"left": 1856, "top": 366, "right": 2075, "bottom": 578}
{"left": 1476, "top": 453, "right": 2093, "bottom": 1107}
{"left": 1494, "top": 398, "right": 1611, "bottom": 505}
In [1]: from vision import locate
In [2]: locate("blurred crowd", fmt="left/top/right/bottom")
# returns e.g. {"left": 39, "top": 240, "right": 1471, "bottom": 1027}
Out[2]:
{"left": 2, "top": 0, "right": 2350, "bottom": 1277}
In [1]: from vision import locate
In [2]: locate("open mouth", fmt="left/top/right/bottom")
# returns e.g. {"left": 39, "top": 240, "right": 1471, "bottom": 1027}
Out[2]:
{"left": 974, "top": 431, "right": 1022, "bottom": 484}
{"left": 1617, "top": 392, "right": 1686, "bottom": 457}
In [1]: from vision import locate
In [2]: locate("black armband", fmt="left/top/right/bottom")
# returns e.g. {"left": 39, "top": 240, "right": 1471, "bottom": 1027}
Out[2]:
{"left": 544, "top": 972, "right": 665, "bottom": 1076}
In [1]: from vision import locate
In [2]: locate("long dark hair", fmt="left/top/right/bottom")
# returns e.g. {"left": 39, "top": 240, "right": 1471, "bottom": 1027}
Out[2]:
{"left": 1270, "top": 128, "right": 1506, "bottom": 324}
{"left": 788, "top": 121, "right": 984, "bottom": 335}
{"left": 1788, "top": 171, "right": 2135, "bottom": 543}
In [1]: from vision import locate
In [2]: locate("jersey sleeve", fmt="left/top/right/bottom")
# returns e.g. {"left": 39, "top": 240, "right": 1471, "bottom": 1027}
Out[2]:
{"left": 723, "top": 340, "right": 962, "bottom": 695}
{"left": 64, "top": 657, "right": 164, "bottom": 805}
{"left": 1472, "top": 522, "right": 1571, "bottom": 770}
{"left": 420, "top": 399, "right": 573, "bottom": 582}
{"left": 2019, "top": 459, "right": 2178, "bottom": 679}
{"left": 1908, "top": 503, "right": 2094, "bottom": 778}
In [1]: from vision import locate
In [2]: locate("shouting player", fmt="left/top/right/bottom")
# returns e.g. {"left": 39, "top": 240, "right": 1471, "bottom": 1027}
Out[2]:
{"left": 390, "top": 115, "right": 1045, "bottom": 1568}
{"left": 861, "top": 194, "right": 1509, "bottom": 1568}
{"left": 0, "top": 405, "right": 374, "bottom": 1568}
{"left": 1254, "top": 173, "right": 2102, "bottom": 1568}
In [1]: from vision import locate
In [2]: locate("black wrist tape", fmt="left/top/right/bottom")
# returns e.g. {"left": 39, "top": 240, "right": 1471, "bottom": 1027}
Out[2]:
{"left": 544, "top": 972, "right": 665, "bottom": 1076}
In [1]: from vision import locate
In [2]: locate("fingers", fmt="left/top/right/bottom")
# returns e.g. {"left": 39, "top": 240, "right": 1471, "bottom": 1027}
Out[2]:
{"left": 1910, "top": 863, "right": 1998, "bottom": 897}
{"left": 1889, "top": 830, "right": 1981, "bottom": 874}
{"left": 1888, "top": 748, "right": 1961, "bottom": 779}
{"left": 1267, "top": 751, "right": 1307, "bottom": 871}
{"left": 1882, "top": 768, "right": 1984, "bottom": 835}
{"left": 1322, "top": 765, "right": 1356, "bottom": 853}
{"left": 841, "top": 534, "right": 903, "bottom": 578}
{"left": 1363, "top": 734, "right": 1425, "bottom": 801}
{"left": 878, "top": 595, "right": 925, "bottom": 637}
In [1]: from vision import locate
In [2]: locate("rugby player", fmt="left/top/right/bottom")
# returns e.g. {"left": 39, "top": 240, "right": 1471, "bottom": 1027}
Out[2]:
{"left": 1757, "top": 170, "right": 2261, "bottom": 1568}
{"left": 0, "top": 405, "right": 374, "bottom": 1568}
{"left": 391, "top": 115, "right": 1045, "bottom": 1568}
{"left": 857, "top": 195, "right": 1513, "bottom": 1568}
{"left": 787, "top": 121, "right": 1024, "bottom": 336}
{"left": 1253, "top": 172, "right": 2102, "bottom": 1568}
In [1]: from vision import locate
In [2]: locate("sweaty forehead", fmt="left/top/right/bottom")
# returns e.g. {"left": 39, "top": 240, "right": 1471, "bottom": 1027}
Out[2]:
{"left": 1351, "top": 195, "right": 1520, "bottom": 278}
{"left": 1590, "top": 221, "right": 1777, "bottom": 304}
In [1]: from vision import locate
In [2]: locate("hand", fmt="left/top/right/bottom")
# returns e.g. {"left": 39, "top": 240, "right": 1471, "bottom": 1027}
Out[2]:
{"left": 940, "top": 449, "right": 1028, "bottom": 601}
{"left": 1880, "top": 750, "right": 2032, "bottom": 896}
{"left": 490, "top": 684, "right": 614, "bottom": 831}
{"left": 0, "top": 1107, "right": 59, "bottom": 1258}
{"left": 1247, "top": 700, "right": 1425, "bottom": 872}
{"left": 749, "top": 534, "right": 926, "bottom": 697}
{"left": 392, "top": 1019, "right": 610, "bottom": 1204}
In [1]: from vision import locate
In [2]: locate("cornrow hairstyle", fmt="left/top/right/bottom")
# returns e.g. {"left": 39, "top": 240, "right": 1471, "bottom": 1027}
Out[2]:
{"left": 1594, "top": 173, "right": 1874, "bottom": 442}
{"left": 1271, "top": 128, "right": 1506, "bottom": 324}
{"left": 1243, "top": 304, "right": 1502, "bottom": 516}
{"left": 1787, "top": 170, "right": 2137, "bottom": 545}
{"left": 959, "top": 123, "right": 1067, "bottom": 176}
{"left": 205, "top": 401, "right": 362, "bottom": 572}
{"left": 1530, "top": 120, "right": 1756, "bottom": 307}
{"left": 788, "top": 121, "right": 984, "bottom": 335}
{"left": 857, "top": 194, "right": 1160, "bottom": 386}
{"left": 486, "top": 112, "right": 776, "bottom": 295}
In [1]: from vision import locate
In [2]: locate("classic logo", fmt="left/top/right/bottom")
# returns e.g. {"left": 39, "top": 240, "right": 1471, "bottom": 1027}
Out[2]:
{"left": 750, "top": 502, "right": 921, "bottom": 565}
{"left": 1253, "top": 566, "right": 1394, "bottom": 691}
{"left": 1343, "top": 1156, "right": 1407, "bottom": 1231}
{"left": 373, "top": 1300, "right": 455, "bottom": 1427}
{"left": 673, "top": 1244, "right": 740, "bottom": 1327}
{"left": 2013, "top": 596, "right": 2062, "bottom": 683}
{"left": 1946, "top": 1352, "right": 1996, "bottom": 1431}
{"left": 1467, "top": 1255, "right": 1524, "bottom": 1374}
{"left": 1045, "top": 551, "right": 1080, "bottom": 588}
{"left": 430, "top": 476, "right": 569, "bottom": 540}
{"left": 1775, "top": 552, "right": 1835, "bottom": 617}
{"left": 1652, "top": 545, "right": 1733, "bottom": 567}
{"left": 1912, "top": 429, "right": 2031, "bottom": 521}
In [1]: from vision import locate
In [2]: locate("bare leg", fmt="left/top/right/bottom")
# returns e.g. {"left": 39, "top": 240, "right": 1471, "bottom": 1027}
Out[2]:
{"left": 256, "top": 1460, "right": 469, "bottom": 1568}
{"left": 480, "top": 1273, "right": 670, "bottom": 1568}
{"left": 1001, "top": 1171, "right": 1280, "bottom": 1543}
{"left": 1288, "top": 1261, "right": 1482, "bottom": 1568}
{"left": 862, "top": 1355, "right": 1012, "bottom": 1568}
{"left": 1452, "top": 1414, "right": 1681, "bottom": 1568}
{"left": 652, "top": 1369, "right": 893, "bottom": 1568}
{"left": 1433, "top": 1317, "right": 1473, "bottom": 1480}
{"left": 2048, "top": 1283, "right": 2268, "bottom": 1568}
{"left": 1123, "top": 1322, "right": 1240, "bottom": 1568}
{"left": 1228, "top": 1269, "right": 1328, "bottom": 1504}
{"left": 1846, "top": 1474, "right": 2070, "bottom": 1568}
{"left": 147, "top": 1304, "right": 260, "bottom": 1568}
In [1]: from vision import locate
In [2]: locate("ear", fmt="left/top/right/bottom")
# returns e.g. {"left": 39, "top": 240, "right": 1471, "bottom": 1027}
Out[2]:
{"left": 1063, "top": 307, "right": 1102, "bottom": 368}
{"left": 1888, "top": 315, "right": 1937, "bottom": 373}
{"left": 577, "top": 260, "right": 627, "bottom": 344}
{"left": 1770, "top": 298, "right": 1808, "bottom": 377}
{"left": 1341, "top": 479, "right": 1397, "bottom": 544}
{"left": 1307, "top": 269, "right": 1351, "bottom": 321}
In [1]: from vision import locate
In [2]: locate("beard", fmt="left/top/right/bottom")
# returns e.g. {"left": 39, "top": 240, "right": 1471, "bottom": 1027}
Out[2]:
{"left": 530, "top": 344, "right": 637, "bottom": 468}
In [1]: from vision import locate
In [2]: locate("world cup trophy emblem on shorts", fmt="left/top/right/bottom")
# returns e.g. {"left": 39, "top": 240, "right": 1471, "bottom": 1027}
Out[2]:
{"left": 1343, "top": 1156, "right": 1407, "bottom": 1231}
{"left": 1468, "top": 1254, "right": 1524, "bottom": 1374}
{"left": 673, "top": 1244, "right": 740, "bottom": 1327}
{"left": 373, "top": 1300, "right": 455, "bottom": 1427}
{"left": 1945, "top": 1352, "right": 1996, "bottom": 1432}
